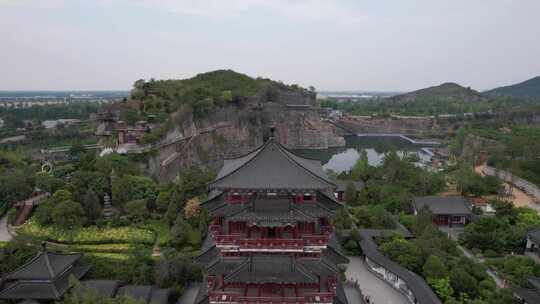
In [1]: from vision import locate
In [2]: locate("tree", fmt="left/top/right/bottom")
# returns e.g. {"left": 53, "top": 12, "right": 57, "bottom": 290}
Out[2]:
{"left": 351, "top": 150, "right": 370, "bottom": 181}
{"left": 423, "top": 255, "right": 447, "bottom": 280}
{"left": 450, "top": 267, "right": 479, "bottom": 299}
{"left": 82, "top": 189, "right": 102, "bottom": 223}
{"left": 170, "top": 215, "right": 193, "bottom": 248}
{"left": 124, "top": 199, "right": 148, "bottom": 221}
{"left": 69, "top": 142, "right": 86, "bottom": 159}
{"left": 51, "top": 200, "right": 87, "bottom": 229}
{"left": 155, "top": 190, "right": 172, "bottom": 213}
{"left": 429, "top": 277, "right": 454, "bottom": 302}
{"left": 344, "top": 182, "right": 358, "bottom": 205}
{"left": 379, "top": 236, "right": 423, "bottom": 273}
{"left": 184, "top": 197, "right": 201, "bottom": 219}
{"left": 35, "top": 172, "right": 64, "bottom": 194}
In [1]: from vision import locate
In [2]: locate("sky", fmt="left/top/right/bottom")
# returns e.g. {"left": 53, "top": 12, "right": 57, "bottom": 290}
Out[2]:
{"left": 1, "top": 0, "right": 539, "bottom": 92}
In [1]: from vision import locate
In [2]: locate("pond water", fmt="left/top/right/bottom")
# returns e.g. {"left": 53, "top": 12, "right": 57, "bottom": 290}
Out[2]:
{"left": 295, "top": 136, "right": 432, "bottom": 173}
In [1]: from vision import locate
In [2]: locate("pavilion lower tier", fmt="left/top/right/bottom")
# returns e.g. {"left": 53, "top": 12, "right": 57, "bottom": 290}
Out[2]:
{"left": 206, "top": 280, "right": 337, "bottom": 304}
{"left": 209, "top": 219, "right": 333, "bottom": 252}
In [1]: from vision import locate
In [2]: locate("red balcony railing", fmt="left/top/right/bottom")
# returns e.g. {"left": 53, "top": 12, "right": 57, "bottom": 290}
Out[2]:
{"left": 208, "top": 292, "right": 335, "bottom": 304}
{"left": 213, "top": 234, "right": 330, "bottom": 250}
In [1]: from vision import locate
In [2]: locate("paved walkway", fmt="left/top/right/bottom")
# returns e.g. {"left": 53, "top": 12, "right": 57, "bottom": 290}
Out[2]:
{"left": 346, "top": 256, "right": 409, "bottom": 304}
{"left": 456, "top": 245, "right": 506, "bottom": 288}
{"left": 0, "top": 215, "right": 12, "bottom": 242}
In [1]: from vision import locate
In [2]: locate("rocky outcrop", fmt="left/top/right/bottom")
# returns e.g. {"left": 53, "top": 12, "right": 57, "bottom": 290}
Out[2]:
{"left": 460, "top": 134, "right": 503, "bottom": 162}
{"left": 144, "top": 102, "right": 344, "bottom": 182}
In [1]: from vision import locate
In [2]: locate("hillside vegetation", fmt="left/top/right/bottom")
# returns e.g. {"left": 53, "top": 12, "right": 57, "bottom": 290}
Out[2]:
{"left": 321, "top": 80, "right": 540, "bottom": 116}
{"left": 391, "top": 82, "right": 485, "bottom": 103}
{"left": 130, "top": 70, "right": 312, "bottom": 118}
{"left": 484, "top": 76, "right": 540, "bottom": 98}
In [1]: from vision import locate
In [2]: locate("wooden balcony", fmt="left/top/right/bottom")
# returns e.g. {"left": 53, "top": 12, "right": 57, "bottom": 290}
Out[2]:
{"left": 212, "top": 234, "right": 329, "bottom": 251}
{"left": 208, "top": 292, "right": 334, "bottom": 304}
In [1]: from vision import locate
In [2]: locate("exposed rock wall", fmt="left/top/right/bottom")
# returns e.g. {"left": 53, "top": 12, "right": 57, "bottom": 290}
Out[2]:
{"left": 145, "top": 102, "right": 344, "bottom": 182}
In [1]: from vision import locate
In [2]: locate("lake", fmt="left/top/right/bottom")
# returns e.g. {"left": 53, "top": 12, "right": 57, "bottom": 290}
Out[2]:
{"left": 295, "top": 136, "right": 432, "bottom": 173}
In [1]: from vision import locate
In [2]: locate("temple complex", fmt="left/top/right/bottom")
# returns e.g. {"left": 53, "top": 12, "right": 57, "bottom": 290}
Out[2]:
{"left": 195, "top": 136, "right": 349, "bottom": 304}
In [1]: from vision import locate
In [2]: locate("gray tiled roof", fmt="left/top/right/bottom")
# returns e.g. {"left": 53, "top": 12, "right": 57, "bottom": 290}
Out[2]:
{"left": 514, "top": 287, "right": 540, "bottom": 304}
{"left": 413, "top": 196, "right": 472, "bottom": 215}
{"left": 358, "top": 230, "right": 441, "bottom": 304}
{"left": 116, "top": 285, "right": 153, "bottom": 303}
{"left": 528, "top": 228, "right": 540, "bottom": 243}
{"left": 224, "top": 255, "right": 317, "bottom": 284}
{"left": 80, "top": 280, "right": 120, "bottom": 298}
{"left": 210, "top": 139, "right": 335, "bottom": 190}
{"left": 334, "top": 280, "right": 350, "bottom": 304}
{"left": 335, "top": 180, "right": 365, "bottom": 192}
{"left": 207, "top": 254, "right": 342, "bottom": 285}
{"left": 6, "top": 251, "right": 82, "bottom": 280}
{"left": 0, "top": 264, "right": 90, "bottom": 300}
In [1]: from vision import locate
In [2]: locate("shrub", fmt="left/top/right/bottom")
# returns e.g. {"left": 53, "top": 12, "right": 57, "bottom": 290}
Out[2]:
{"left": 124, "top": 199, "right": 148, "bottom": 221}
{"left": 17, "top": 218, "right": 155, "bottom": 244}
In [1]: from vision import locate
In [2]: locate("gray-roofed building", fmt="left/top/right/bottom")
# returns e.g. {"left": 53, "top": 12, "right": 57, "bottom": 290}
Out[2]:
{"left": 358, "top": 229, "right": 442, "bottom": 304}
{"left": 0, "top": 244, "right": 90, "bottom": 301}
{"left": 526, "top": 228, "right": 540, "bottom": 258}
{"left": 334, "top": 180, "right": 364, "bottom": 202}
{"left": 514, "top": 277, "right": 540, "bottom": 304}
{"left": 79, "top": 280, "right": 121, "bottom": 298}
{"left": 413, "top": 196, "right": 472, "bottom": 226}
{"left": 210, "top": 139, "right": 335, "bottom": 191}
{"left": 197, "top": 136, "right": 350, "bottom": 304}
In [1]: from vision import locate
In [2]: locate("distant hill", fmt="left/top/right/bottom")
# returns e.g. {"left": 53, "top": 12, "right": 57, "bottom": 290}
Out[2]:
{"left": 484, "top": 76, "right": 540, "bottom": 98}
{"left": 390, "top": 82, "right": 485, "bottom": 103}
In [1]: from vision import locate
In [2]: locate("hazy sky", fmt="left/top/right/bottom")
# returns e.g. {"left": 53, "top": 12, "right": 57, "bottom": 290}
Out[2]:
{"left": 1, "top": 0, "right": 539, "bottom": 92}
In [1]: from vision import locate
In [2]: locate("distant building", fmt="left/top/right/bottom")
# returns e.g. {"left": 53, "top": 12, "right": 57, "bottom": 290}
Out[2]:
{"left": 42, "top": 119, "right": 81, "bottom": 129}
{"left": 526, "top": 228, "right": 540, "bottom": 255}
{"left": 412, "top": 196, "right": 472, "bottom": 226}
{"left": 514, "top": 277, "right": 540, "bottom": 304}
{"left": 334, "top": 180, "right": 364, "bottom": 202}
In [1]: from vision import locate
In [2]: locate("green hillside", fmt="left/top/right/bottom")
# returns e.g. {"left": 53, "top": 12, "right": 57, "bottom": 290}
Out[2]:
{"left": 390, "top": 82, "right": 485, "bottom": 103}
{"left": 484, "top": 76, "right": 540, "bottom": 98}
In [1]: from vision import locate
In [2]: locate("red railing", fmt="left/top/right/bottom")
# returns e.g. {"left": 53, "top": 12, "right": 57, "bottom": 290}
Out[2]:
{"left": 303, "top": 235, "right": 329, "bottom": 246}
{"left": 213, "top": 234, "right": 330, "bottom": 249}
{"left": 208, "top": 292, "right": 334, "bottom": 304}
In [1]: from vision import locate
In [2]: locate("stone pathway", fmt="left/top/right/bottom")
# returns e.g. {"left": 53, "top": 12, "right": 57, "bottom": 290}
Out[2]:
{"left": 346, "top": 256, "right": 409, "bottom": 304}
{"left": 456, "top": 245, "right": 506, "bottom": 288}
{"left": 0, "top": 215, "right": 12, "bottom": 242}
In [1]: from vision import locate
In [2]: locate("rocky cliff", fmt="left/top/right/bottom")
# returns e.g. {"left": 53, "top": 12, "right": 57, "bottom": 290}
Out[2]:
{"left": 146, "top": 102, "right": 344, "bottom": 182}
{"left": 114, "top": 70, "right": 345, "bottom": 182}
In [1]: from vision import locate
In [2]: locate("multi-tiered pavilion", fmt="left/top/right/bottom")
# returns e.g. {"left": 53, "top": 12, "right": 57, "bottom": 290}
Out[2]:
{"left": 196, "top": 138, "right": 349, "bottom": 304}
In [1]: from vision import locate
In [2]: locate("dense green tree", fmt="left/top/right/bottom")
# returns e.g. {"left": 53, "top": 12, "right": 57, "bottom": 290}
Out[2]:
{"left": 170, "top": 215, "right": 193, "bottom": 248}
{"left": 350, "top": 150, "right": 370, "bottom": 181}
{"left": 82, "top": 189, "right": 102, "bottom": 223}
{"left": 51, "top": 200, "right": 87, "bottom": 229}
{"left": 450, "top": 267, "right": 479, "bottom": 299}
{"left": 155, "top": 189, "right": 172, "bottom": 213}
{"left": 460, "top": 216, "right": 513, "bottom": 253}
{"left": 423, "top": 255, "right": 447, "bottom": 280}
{"left": 344, "top": 182, "right": 358, "bottom": 205}
{"left": 112, "top": 175, "right": 157, "bottom": 209}
{"left": 380, "top": 236, "right": 423, "bottom": 273}
{"left": 35, "top": 172, "right": 64, "bottom": 193}
{"left": 124, "top": 199, "right": 148, "bottom": 221}
{"left": 429, "top": 277, "right": 454, "bottom": 302}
